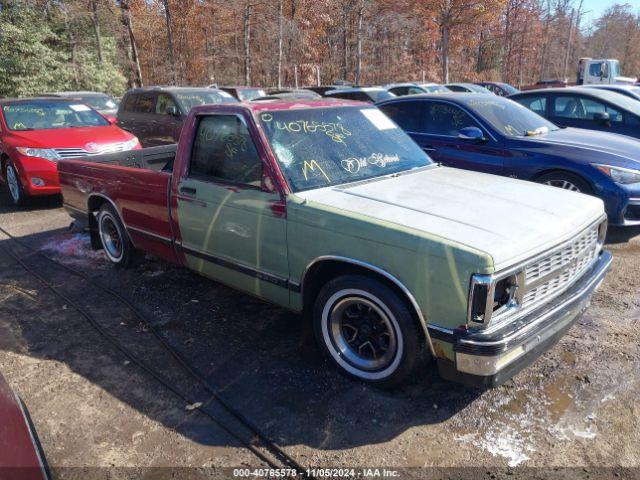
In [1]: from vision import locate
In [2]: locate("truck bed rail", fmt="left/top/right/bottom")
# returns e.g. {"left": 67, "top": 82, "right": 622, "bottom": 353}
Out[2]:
{"left": 74, "top": 145, "right": 176, "bottom": 172}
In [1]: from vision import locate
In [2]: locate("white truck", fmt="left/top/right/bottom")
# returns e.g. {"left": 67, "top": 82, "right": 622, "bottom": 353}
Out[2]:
{"left": 577, "top": 58, "right": 637, "bottom": 86}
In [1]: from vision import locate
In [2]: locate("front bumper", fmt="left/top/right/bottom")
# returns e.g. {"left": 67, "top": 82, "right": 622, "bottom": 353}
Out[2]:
{"left": 433, "top": 250, "right": 612, "bottom": 388}
{"left": 13, "top": 155, "right": 61, "bottom": 196}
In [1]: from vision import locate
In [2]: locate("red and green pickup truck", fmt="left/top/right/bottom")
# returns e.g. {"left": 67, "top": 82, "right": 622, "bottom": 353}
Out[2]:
{"left": 58, "top": 100, "right": 611, "bottom": 388}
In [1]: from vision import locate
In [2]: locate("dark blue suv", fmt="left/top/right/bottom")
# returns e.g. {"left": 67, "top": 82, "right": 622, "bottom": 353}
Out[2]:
{"left": 377, "top": 93, "right": 640, "bottom": 226}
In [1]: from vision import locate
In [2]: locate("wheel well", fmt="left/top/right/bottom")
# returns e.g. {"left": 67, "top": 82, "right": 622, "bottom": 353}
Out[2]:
{"left": 301, "top": 259, "right": 427, "bottom": 344}
{"left": 0, "top": 154, "right": 8, "bottom": 178}
{"left": 531, "top": 168, "right": 593, "bottom": 190}
{"left": 87, "top": 196, "right": 111, "bottom": 249}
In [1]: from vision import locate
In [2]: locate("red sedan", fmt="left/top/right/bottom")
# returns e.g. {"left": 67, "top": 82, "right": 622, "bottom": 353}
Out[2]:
{"left": 0, "top": 97, "right": 140, "bottom": 205}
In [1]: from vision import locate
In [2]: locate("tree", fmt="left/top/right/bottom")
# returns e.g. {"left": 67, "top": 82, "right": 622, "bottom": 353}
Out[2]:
{"left": 0, "top": 2, "right": 70, "bottom": 96}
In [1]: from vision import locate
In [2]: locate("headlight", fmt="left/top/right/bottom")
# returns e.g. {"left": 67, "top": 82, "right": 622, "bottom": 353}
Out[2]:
{"left": 16, "top": 147, "right": 60, "bottom": 162}
{"left": 593, "top": 164, "right": 640, "bottom": 184}
{"left": 122, "top": 137, "right": 140, "bottom": 151}
{"left": 468, "top": 271, "right": 524, "bottom": 328}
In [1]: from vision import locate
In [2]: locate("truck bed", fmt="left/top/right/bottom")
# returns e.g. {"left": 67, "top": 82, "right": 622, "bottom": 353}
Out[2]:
{"left": 58, "top": 145, "right": 178, "bottom": 262}
{"left": 71, "top": 144, "right": 176, "bottom": 172}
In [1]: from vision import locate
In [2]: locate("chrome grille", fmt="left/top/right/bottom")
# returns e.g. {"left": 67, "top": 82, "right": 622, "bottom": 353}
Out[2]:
{"left": 54, "top": 143, "right": 127, "bottom": 159}
{"left": 522, "top": 223, "right": 599, "bottom": 310}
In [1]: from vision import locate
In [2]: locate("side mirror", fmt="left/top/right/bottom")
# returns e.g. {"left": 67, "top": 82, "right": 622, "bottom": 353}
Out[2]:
{"left": 104, "top": 115, "right": 117, "bottom": 125}
{"left": 165, "top": 105, "right": 179, "bottom": 116}
{"left": 601, "top": 62, "right": 609, "bottom": 79}
{"left": 593, "top": 111, "right": 610, "bottom": 125}
{"left": 458, "top": 126, "right": 485, "bottom": 142}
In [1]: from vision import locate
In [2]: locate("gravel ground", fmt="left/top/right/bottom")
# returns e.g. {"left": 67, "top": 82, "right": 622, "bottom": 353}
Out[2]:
{"left": 0, "top": 194, "right": 639, "bottom": 479}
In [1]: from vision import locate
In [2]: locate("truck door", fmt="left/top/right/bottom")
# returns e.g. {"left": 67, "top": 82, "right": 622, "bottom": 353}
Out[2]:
{"left": 174, "top": 113, "right": 290, "bottom": 307}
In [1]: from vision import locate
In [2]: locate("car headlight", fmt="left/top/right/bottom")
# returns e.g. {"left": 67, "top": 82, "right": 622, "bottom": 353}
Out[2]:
{"left": 16, "top": 147, "right": 60, "bottom": 162}
{"left": 593, "top": 164, "right": 640, "bottom": 184}
{"left": 122, "top": 137, "right": 140, "bottom": 151}
{"left": 468, "top": 271, "right": 525, "bottom": 328}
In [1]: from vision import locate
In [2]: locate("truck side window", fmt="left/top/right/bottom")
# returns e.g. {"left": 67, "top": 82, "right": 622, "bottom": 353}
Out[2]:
{"left": 190, "top": 115, "right": 262, "bottom": 187}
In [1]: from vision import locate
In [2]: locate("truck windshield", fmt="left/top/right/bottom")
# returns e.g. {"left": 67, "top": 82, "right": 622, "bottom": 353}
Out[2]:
{"left": 466, "top": 97, "right": 559, "bottom": 137}
{"left": 175, "top": 90, "right": 238, "bottom": 110}
{"left": 259, "top": 106, "right": 432, "bottom": 192}
{"left": 2, "top": 101, "right": 110, "bottom": 131}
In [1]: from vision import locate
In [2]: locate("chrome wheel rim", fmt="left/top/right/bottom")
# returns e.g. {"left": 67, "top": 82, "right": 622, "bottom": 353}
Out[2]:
{"left": 544, "top": 179, "right": 581, "bottom": 192}
{"left": 323, "top": 290, "right": 401, "bottom": 378}
{"left": 99, "top": 213, "right": 124, "bottom": 261}
{"left": 6, "top": 166, "right": 20, "bottom": 203}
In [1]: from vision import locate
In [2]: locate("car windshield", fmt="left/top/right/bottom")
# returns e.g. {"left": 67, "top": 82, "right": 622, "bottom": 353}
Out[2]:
{"left": 499, "top": 84, "right": 519, "bottom": 95}
{"left": 78, "top": 94, "right": 117, "bottom": 111}
{"left": 366, "top": 89, "right": 395, "bottom": 102}
{"left": 259, "top": 106, "right": 432, "bottom": 192}
{"left": 175, "top": 90, "right": 238, "bottom": 110}
{"left": 237, "top": 89, "right": 266, "bottom": 101}
{"left": 467, "top": 84, "right": 492, "bottom": 94}
{"left": 2, "top": 101, "right": 110, "bottom": 131}
{"left": 466, "top": 97, "right": 559, "bottom": 136}
{"left": 423, "top": 85, "right": 450, "bottom": 93}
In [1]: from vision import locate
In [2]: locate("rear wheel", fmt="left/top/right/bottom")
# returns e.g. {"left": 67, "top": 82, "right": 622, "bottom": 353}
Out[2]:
{"left": 536, "top": 172, "right": 592, "bottom": 194}
{"left": 97, "top": 204, "right": 136, "bottom": 267}
{"left": 5, "top": 161, "right": 25, "bottom": 206}
{"left": 313, "top": 274, "right": 425, "bottom": 388}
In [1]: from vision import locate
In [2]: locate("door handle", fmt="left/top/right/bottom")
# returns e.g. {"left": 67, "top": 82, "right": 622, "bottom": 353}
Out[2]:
{"left": 180, "top": 186, "right": 197, "bottom": 195}
{"left": 422, "top": 146, "right": 436, "bottom": 152}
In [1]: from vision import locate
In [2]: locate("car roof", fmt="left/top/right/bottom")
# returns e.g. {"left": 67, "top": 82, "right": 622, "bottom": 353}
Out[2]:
{"left": 125, "top": 86, "right": 225, "bottom": 94}
{"left": 384, "top": 82, "right": 419, "bottom": 88}
{"left": 583, "top": 84, "right": 638, "bottom": 91}
{"left": 0, "top": 97, "right": 81, "bottom": 105}
{"left": 47, "top": 91, "right": 109, "bottom": 96}
{"left": 377, "top": 92, "right": 497, "bottom": 105}
{"left": 326, "top": 87, "right": 386, "bottom": 94}
{"left": 191, "top": 98, "right": 366, "bottom": 114}
{"left": 512, "top": 87, "right": 626, "bottom": 99}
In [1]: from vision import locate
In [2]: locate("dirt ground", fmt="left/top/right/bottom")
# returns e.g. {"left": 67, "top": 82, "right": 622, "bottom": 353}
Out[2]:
{"left": 1, "top": 193, "right": 639, "bottom": 479}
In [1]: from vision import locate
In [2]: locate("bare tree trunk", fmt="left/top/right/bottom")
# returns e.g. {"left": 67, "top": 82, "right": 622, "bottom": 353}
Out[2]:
{"left": 342, "top": 2, "right": 349, "bottom": 80}
{"left": 277, "top": 0, "right": 283, "bottom": 89}
{"left": 119, "top": 0, "right": 143, "bottom": 87}
{"left": 89, "top": 0, "right": 104, "bottom": 63}
{"left": 441, "top": 24, "right": 449, "bottom": 83}
{"left": 243, "top": 1, "right": 252, "bottom": 85}
{"left": 539, "top": 0, "right": 552, "bottom": 80}
{"left": 562, "top": 8, "right": 576, "bottom": 81}
{"left": 355, "top": 0, "right": 364, "bottom": 84}
{"left": 162, "top": 0, "right": 178, "bottom": 85}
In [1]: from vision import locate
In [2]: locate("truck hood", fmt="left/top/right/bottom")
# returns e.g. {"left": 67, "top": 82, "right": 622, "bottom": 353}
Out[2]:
{"left": 294, "top": 166, "right": 604, "bottom": 271}
{"left": 519, "top": 127, "right": 640, "bottom": 167}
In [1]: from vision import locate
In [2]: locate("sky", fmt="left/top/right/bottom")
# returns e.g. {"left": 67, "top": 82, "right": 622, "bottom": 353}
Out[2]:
{"left": 581, "top": 0, "right": 640, "bottom": 25}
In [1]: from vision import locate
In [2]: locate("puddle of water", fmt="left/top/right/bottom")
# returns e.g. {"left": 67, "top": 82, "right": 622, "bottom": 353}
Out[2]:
{"left": 40, "top": 233, "right": 106, "bottom": 264}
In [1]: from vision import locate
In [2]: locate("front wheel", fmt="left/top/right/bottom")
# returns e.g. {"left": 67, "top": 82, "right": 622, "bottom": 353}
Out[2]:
{"left": 313, "top": 274, "right": 425, "bottom": 388}
{"left": 97, "top": 204, "right": 137, "bottom": 267}
{"left": 536, "top": 172, "right": 592, "bottom": 194}
{"left": 5, "top": 161, "right": 25, "bottom": 206}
